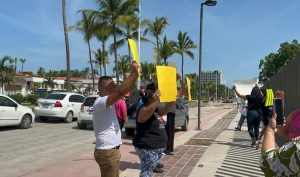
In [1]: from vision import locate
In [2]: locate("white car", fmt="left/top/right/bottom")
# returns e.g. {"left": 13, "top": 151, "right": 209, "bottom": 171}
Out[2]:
{"left": 34, "top": 92, "right": 85, "bottom": 123}
{"left": 0, "top": 94, "right": 35, "bottom": 129}
{"left": 77, "top": 95, "right": 99, "bottom": 129}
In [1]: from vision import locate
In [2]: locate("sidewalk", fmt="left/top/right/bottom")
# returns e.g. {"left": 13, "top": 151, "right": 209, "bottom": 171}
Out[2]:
{"left": 20, "top": 105, "right": 243, "bottom": 177}
{"left": 190, "top": 112, "right": 265, "bottom": 177}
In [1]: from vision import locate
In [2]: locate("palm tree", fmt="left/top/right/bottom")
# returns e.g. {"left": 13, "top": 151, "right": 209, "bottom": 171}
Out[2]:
{"left": 94, "top": 24, "right": 111, "bottom": 76}
{"left": 113, "top": 55, "right": 131, "bottom": 80}
{"left": 143, "top": 17, "right": 169, "bottom": 65}
{"left": 96, "top": 0, "right": 138, "bottom": 84}
{"left": 0, "top": 56, "right": 14, "bottom": 94}
{"left": 174, "top": 31, "right": 197, "bottom": 81}
{"left": 71, "top": 11, "right": 96, "bottom": 91}
{"left": 93, "top": 48, "right": 109, "bottom": 77}
{"left": 160, "top": 35, "right": 176, "bottom": 65}
{"left": 19, "top": 58, "right": 26, "bottom": 73}
{"left": 62, "top": 0, "right": 71, "bottom": 92}
{"left": 110, "top": 15, "right": 139, "bottom": 60}
{"left": 81, "top": 67, "right": 90, "bottom": 79}
{"left": 37, "top": 67, "right": 46, "bottom": 77}
{"left": 43, "top": 77, "right": 57, "bottom": 89}
{"left": 140, "top": 62, "right": 156, "bottom": 86}
{"left": 14, "top": 57, "right": 17, "bottom": 73}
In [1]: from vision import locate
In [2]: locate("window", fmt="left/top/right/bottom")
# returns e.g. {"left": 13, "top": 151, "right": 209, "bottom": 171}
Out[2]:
{"left": 0, "top": 96, "right": 16, "bottom": 107}
{"left": 69, "top": 95, "right": 85, "bottom": 103}
{"left": 83, "top": 97, "right": 97, "bottom": 106}
{"left": 44, "top": 94, "right": 66, "bottom": 100}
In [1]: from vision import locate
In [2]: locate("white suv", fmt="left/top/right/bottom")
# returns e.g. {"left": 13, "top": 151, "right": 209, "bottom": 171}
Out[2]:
{"left": 0, "top": 94, "right": 35, "bottom": 129}
{"left": 34, "top": 92, "right": 85, "bottom": 123}
{"left": 77, "top": 95, "right": 99, "bottom": 129}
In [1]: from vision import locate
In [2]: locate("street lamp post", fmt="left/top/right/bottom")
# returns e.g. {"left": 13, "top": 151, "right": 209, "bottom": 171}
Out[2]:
{"left": 197, "top": 0, "right": 217, "bottom": 130}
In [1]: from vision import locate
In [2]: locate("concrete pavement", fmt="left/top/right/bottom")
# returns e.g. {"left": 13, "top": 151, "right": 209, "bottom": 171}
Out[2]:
{"left": 6, "top": 102, "right": 266, "bottom": 177}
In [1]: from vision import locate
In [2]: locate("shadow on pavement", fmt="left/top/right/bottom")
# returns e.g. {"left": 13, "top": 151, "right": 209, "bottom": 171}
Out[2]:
{"left": 120, "top": 161, "right": 139, "bottom": 171}
{"left": 214, "top": 129, "right": 264, "bottom": 177}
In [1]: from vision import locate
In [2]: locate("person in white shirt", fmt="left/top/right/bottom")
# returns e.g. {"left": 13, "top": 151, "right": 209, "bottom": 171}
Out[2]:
{"left": 93, "top": 62, "right": 139, "bottom": 177}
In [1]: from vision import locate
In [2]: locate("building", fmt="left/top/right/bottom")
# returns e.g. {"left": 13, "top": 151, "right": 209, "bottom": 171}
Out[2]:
{"left": 201, "top": 70, "right": 222, "bottom": 84}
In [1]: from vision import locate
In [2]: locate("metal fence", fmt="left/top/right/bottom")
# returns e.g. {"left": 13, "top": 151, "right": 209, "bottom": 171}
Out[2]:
{"left": 265, "top": 52, "right": 300, "bottom": 116}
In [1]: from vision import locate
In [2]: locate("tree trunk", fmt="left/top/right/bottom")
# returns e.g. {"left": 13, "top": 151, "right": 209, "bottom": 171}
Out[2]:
{"left": 102, "top": 41, "right": 107, "bottom": 76}
{"left": 181, "top": 54, "right": 184, "bottom": 81}
{"left": 99, "top": 63, "right": 102, "bottom": 77}
{"left": 128, "top": 40, "right": 131, "bottom": 61}
{"left": 113, "top": 26, "right": 120, "bottom": 84}
{"left": 156, "top": 36, "right": 160, "bottom": 65}
{"left": 88, "top": 41, "right": 95, "bottom": 91}
{"left": 62, "top": 0, "right": 71, "bottom": 92}
{"left": 127, "top": 29, "right": 131, "bottom": 61}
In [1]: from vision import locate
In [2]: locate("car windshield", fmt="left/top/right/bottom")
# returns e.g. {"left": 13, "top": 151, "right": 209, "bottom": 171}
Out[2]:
{"left": 44, "top": 94, "right": 66, "bottom": 100}
{"left": 84, "top": 97, "right": 97, "bottom": 107}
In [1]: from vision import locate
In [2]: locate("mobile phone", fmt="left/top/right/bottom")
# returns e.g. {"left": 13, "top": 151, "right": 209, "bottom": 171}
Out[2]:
{"left": 274, "top": 98, "right": 284, "bottom": 126}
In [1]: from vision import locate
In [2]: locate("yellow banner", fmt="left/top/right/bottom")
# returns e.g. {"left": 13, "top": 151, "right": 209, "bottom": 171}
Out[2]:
{"left": 156, "top": 66, "right": 177, "bottom": 102}
{"left": 186, "top": 76, "right": 192, "bottom": 101}
{"left": 128, "top": 39, "right": 140, "bottom": 65}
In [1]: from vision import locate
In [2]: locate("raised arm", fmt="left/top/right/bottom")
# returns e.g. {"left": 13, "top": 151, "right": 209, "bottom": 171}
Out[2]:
{"left": 106, "top": 62, "right": 139, "bottom": 107}
{"left": 137, "top": 93, "right": 160, "bottom": 123}
{"left": 261, "top": 113, "right": 277, "bottom": 153}
{"left": 232, "top": 85, "right": 247, "bottom": 100}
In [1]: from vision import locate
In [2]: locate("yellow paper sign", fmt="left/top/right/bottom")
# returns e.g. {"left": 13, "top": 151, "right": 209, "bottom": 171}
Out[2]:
{"left": 156, "top": 66, "right": 177, "bottom": 102}
{"left": 186, "top": 76, "right": 192, "bottom": 101}
{"left": 128, "top": 39, "right": 140, "bottom": 65}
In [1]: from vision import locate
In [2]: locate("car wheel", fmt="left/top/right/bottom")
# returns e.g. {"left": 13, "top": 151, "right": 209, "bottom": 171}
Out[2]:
{"left": 39, "top": 116, "right": 48, "bottom": 122}
{"left": 64, "top": 111, "right": 74, "bottom": 123}
{"left": 125, "top": 128, "right": 135, "bottom": 136}
{"left": 181, "top": 117, "right": 189, "bottom": 131}
{"left": 77, "top": 122, "right": 87, "bottom": 129}
{"left": 19, "top": 114, "right": 32, "bottom": 129}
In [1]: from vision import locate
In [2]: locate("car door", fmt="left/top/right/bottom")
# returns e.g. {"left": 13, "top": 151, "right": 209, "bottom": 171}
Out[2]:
{"left": 69, "top": 95, "right": 85, "bottom": 117}
{"left": 0, "top": 96, "right": 21, "bottom": 126}
{"left": 173, "top": 102, "right": 185, "bottom": 128}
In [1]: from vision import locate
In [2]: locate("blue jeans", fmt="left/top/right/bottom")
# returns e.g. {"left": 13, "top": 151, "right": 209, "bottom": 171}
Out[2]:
{"left": 236, "top": 115, "right": 246, "bottom": 129}
{"left": 247, "top": 110, "right": 262, "bottom": 140}
{"left": 135, "top": 147, "right": 164, "bottom": 177}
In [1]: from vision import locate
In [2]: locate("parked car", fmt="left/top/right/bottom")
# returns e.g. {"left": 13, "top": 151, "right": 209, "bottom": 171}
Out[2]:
{"left": 33, "top": 92, "right": 85, "bottom": 123}
{"left": 77, "top": 95, "right": 99, "bottom": 129}
{"left": 0, "top": 94, "right": 35, "bottom": 129}
{"left": 124, "top": 100, "right": 189, "bottom": 136}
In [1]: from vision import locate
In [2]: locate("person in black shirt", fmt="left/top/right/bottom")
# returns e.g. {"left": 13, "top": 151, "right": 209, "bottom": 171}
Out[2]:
{"left": 233, "top": 85, "right": 264, "bottom": 149}
{"left": 133, "top": 83, "right": 185, "bottom": 177}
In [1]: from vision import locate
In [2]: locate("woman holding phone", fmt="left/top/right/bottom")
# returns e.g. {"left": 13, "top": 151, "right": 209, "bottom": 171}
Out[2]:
{"left": 260, "top": 108, "right": 300, "bottom": 176}
{"left": 233, "top": 85, "right": 264, "bottom": 149}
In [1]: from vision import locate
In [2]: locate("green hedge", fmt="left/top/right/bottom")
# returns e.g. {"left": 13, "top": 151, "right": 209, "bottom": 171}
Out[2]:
{"left": 9, "top": 94, "right": 42, "bottom": 104}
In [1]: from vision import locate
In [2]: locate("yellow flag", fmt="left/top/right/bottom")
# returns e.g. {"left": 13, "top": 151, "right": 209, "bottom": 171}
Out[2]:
{"left": 156, "top": 66, "right": 177, "bottom": 102}
{"left": 186, "top": 76, "right": 192, "bottom": 101}
{"left": 128, "top": 39, "right": 140, "bottom": 65}
{"left": 265, "top": 89, "right": 274, "bottom": 106}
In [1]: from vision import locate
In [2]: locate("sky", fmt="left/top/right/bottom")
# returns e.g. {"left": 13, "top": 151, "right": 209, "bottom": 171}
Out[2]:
{"left": 0, "top": 0, "right": 299, "bottom": 86}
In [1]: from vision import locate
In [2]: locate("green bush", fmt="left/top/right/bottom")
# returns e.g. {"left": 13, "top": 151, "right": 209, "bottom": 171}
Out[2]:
{"left": 10, "top": 94, "right": 25, "bottom": 104}
{"left": 26, "top": 94, "right": 40, "bottom": 104}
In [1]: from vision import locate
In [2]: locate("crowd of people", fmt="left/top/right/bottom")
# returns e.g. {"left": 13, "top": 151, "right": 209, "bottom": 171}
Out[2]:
{"left": 92, "top": 62, "right": 186, "bottom": 177}
{"left": 91, "top": 61, "right": 300, "bottom": 177}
